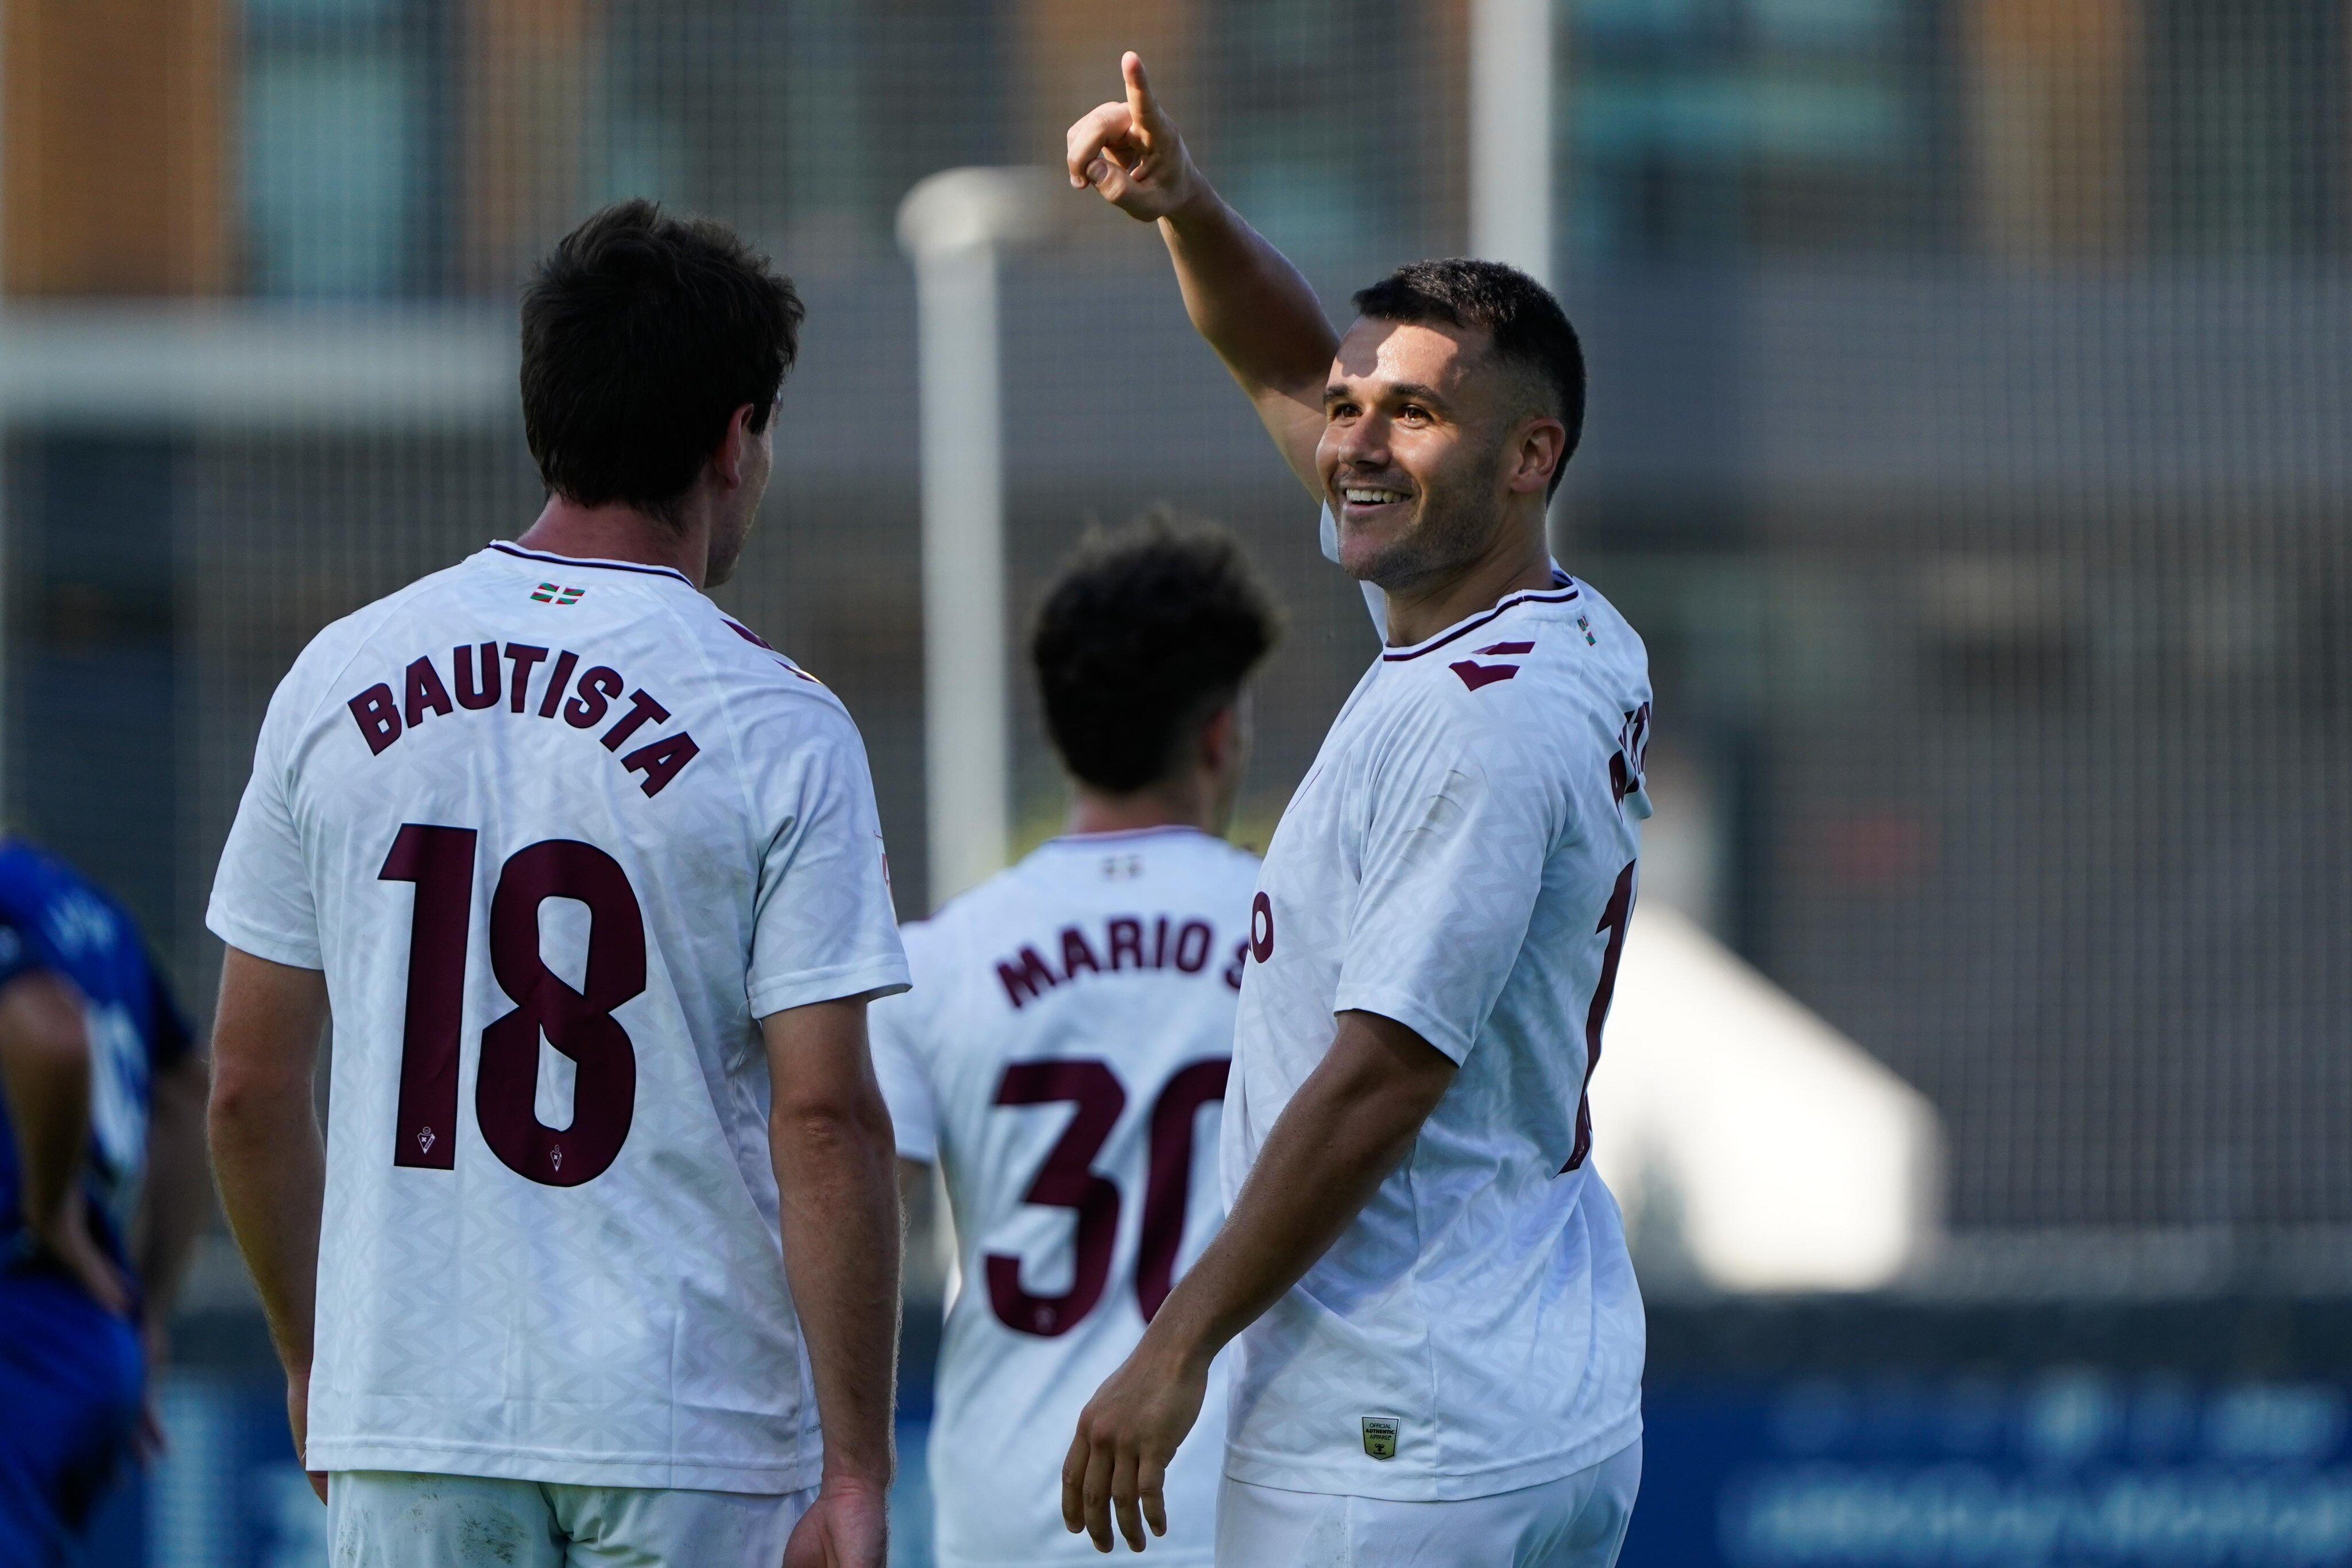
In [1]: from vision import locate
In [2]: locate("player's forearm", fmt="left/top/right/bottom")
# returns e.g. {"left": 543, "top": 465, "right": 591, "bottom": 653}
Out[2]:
{"left": 0, "top": 986, "right": 96, "bottom": 1244}
{"left": 1137, "top": 1011, "right": 1455, "bottom": 1375}
{"left": 208, "top": 1075, "right": 324, "bottom": 1376}
{"left": 1160, "top": 184, "right": 1336, "bottom": 402}
{"left": 207, "top": 950, "right": 328, "bottom": 1375}
{"left": 773, "top": 1091, "right": 902, "bottom": 1490}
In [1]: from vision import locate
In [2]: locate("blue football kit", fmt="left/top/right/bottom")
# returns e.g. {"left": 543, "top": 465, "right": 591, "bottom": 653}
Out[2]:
{"left": 0, "top": 839, "right": 193, "bottom": 1565}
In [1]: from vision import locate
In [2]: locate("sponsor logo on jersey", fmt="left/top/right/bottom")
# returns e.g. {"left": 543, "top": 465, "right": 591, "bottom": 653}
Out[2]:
{"left": 1361, "top": 1416, "right": 1400, "bottom": 1460}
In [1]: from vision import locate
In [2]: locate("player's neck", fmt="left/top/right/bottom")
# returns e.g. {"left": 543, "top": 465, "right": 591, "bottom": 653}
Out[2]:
{"left": 1066, "top": 780, "right": 1218, "bottom": 839}
{"left": 1379, "top": 516, "right": 1555, "bottom": 648}
{"left": 517, "top": 495, "right": 713, "bottom": 589}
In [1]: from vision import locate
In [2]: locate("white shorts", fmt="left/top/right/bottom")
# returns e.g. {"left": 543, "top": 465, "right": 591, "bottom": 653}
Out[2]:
{"left": 1214, "top": 1440, "right": 1641, "bottom": 1568}
{"left": 326, "top": 1469, "right": 817, "bottom": 1567}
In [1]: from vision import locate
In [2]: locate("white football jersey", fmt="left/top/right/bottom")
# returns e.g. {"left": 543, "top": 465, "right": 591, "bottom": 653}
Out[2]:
{"left": 1218, "top": 513, "right": 1651, "bottom": 1502}
{"left": 206, "top": 541, "right": 909, "bottom": 1494}
{"left": 869, "top": 827, "right": 1258, "bottom": 1567}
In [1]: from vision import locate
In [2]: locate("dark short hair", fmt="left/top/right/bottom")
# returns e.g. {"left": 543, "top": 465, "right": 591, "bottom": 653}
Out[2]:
{"left": 1031, "top": 514, "right": 1282, "bottom": 794}
{"left": 521, "top": 200, "right": 805, "bottom": 522}
{"left": 1352, "top": 258, "right": 1585, "bottom": 497}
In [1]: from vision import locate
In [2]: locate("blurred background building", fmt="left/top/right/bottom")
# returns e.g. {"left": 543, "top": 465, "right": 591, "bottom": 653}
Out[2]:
{"left": 5, "top": 1, "right": 2351, "bottom": 1563}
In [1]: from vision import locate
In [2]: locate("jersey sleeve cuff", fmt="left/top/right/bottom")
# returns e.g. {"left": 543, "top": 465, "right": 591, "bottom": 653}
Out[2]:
{"left": 205, "top": 903, "right": 324, "bottom": 970}
{"left": 1329, "top": 984, "right": 1476, "bottom": 1066}
{"left": 747, "top": 955, "right": 912, "bottom": 1020}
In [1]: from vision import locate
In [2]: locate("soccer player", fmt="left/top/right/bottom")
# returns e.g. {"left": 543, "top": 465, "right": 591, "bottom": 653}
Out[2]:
{"left": 204, "top": 202, "right": 908, "bottom": 1568}
{"left": 869, "top": 518, "right": 1279, "bottom": 1567}
{"left": 0, "top": 838, "right": 207, "bottom": 1567}
{"left": 1059, "top": 57, "right": 1653, "bottom": 1566}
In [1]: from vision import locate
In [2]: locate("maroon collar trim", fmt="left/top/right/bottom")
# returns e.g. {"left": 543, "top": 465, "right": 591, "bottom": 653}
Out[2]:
{"left": 490, "top": 541, "right": 694, "bottom": 587}
{"left": 1381, "top": 582, "right": 1580, "bottom": 662}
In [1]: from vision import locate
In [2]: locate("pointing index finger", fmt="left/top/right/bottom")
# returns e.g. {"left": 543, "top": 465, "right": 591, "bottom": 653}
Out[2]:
{"left": 1123, "top": 51, "right": 1162, "bottom": 132}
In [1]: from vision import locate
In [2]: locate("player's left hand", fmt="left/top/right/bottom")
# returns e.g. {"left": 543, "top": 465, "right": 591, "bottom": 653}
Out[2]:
{"left": 1066, "top": 51, "right": 1199, "bottom": 223}
{"left": 781, "top": 1477, "right": 887, "bottom": 1568}
{"left": 1063, "top": 1344, "right": 1208, "bottom": 1553}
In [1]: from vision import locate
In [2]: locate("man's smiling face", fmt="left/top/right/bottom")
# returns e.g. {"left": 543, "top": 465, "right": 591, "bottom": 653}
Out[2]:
{"left": 1316, "top": 316, "right": 1529, "bottom": 593}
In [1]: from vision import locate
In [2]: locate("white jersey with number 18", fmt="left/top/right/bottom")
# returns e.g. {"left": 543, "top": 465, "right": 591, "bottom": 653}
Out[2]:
{"left": 206, "top": 541, "right": 909, "bottom": 1495}
{"left": 1221, "top": 512, "right": 1653, "bottom": 1503}
{"left": 869, "top": 827, "right": 1258, "bottom": 1568}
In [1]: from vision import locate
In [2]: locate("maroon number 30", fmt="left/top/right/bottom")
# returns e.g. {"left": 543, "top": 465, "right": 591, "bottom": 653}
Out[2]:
{"left": 986, "top": 1057, "right": 1229, "bottom": 1337}
{"left": 380, "top": 823, "right": 645, "bottom": 1187}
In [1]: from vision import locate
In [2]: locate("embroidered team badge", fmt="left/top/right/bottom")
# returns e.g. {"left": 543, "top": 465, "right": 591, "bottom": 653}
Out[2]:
{"left": 1361, "top": 1416, "right": 1400, "bottom": 1460}
{"left": 531, "top": 582, "right": 586, "bottom": 605}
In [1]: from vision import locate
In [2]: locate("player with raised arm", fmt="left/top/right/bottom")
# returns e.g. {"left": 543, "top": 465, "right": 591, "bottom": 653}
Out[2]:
{"left": 204, "top": 202, "right": 907, "bottom": 1568}
{"left": 0, "top": 841, "right": 207, "bottom": 1567}
{"left": 869, "top": 517, "right": 1279, "bottom": 1568}
{"left": 1059, "top": 58, "right": 1653, "bottom": 1566}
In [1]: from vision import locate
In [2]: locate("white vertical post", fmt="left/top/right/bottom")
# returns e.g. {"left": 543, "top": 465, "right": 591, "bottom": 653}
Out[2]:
{"left": 897, "top": 168, "right": 1051, "bottom": 908}
{"left": 1469, "top": 0, "right": 1555, "bottom": 286}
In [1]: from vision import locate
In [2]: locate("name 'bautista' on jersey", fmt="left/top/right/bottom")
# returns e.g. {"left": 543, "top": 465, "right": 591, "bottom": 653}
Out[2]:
{"left": 343, "top": 641, "right": 701, "bottom": 797}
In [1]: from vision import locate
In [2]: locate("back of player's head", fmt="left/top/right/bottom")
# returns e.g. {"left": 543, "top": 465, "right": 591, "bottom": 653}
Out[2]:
{"left": 521, "top": 200, "right": 805, "bottom": 524}
{"left": 1352, "top": 258, "right": 1585, "bottom": 497}
{"left": 1031, "top": 514, "right": 1282, "bottom": 795}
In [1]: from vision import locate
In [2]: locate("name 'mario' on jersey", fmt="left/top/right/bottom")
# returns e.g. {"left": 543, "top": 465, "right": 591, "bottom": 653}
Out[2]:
{"left": 204, "top": 540, "right": 908, "bottom": 1495}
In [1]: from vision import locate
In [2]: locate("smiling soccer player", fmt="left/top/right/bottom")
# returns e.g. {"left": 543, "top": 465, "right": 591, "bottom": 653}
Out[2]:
{"left": 1061, "top": 56, "right": 1654, "bottom": 1567}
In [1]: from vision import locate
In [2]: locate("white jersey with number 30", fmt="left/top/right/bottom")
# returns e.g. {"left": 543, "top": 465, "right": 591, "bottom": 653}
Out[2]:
{"left": 206, "top": 542, "right": 909, "bottom": 1494}
{"left": 1221, "top": 514, "right": 1652, "bottom": 1503}
{"left": 869, "top": 827, "right": 1258, "bottom": 1567}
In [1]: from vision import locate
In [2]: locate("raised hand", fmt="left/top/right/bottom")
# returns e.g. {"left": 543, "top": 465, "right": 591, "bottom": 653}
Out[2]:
{"left": 1066, "top": 52, "right": 1199, "bottom": 222}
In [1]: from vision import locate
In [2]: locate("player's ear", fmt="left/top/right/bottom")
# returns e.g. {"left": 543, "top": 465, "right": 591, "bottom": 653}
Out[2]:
{"left": 1510, "top": 415, "right": 1567, "bottom": 496}
{"left": 712, "top": 402, "right": 758, "bottom": 490}
{"left": 1198, "top": 700, "right": 1240, "bottom": 776}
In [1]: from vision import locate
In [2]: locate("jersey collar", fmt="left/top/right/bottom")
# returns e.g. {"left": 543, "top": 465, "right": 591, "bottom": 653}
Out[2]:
{"left": 1380, "top": 567, "right": 1579, "bottom": 662}
{"left": 489, "top": 540, "right": 696, "bottom": 589}
{"left": 1040, "top": 824, "right": 1220, "bottom": 848}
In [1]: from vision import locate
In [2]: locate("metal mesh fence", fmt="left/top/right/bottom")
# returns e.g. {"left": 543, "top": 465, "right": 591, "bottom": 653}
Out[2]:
{"left": 5, "top": 0, "right": 2351, "bottom": 1290}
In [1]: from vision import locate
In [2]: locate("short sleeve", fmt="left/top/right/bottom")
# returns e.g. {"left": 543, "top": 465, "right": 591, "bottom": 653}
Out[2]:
{"left": 865, "top": 986, "right": 939, "bottom": 1164}
{"left": 206, "top": 678, "right": 324, "bottom": 969}
{"left": 1329, "top": 720, "right": 1552, "bottom": 1064}
{"left": 745, "top": 698, "right": 911, "bottom": 1019}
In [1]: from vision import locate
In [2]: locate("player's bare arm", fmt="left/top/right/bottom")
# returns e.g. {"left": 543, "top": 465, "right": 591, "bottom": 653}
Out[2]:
{"left": 1069, "top": 52, "right": 1336, "bottom": 500}
{"left": 0, "top": 971, "right": 130, "bottom": 1316}
{"left": 1062, "top": 1009, "right": 1456, "bottom": 1553}
{"left": 767, "top": 997, "right": 902, "bottom": 1568}
{"left": 207, "top": 947, "right": 331, "bottom": 1501}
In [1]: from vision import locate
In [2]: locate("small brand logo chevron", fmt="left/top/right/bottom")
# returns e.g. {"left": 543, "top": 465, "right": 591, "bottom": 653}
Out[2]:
{"left": 1450, "top": 659, "right": 1519, "bottom": 691}
{"left": 530, "top": 583, "right": 587, "bottom": 605}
